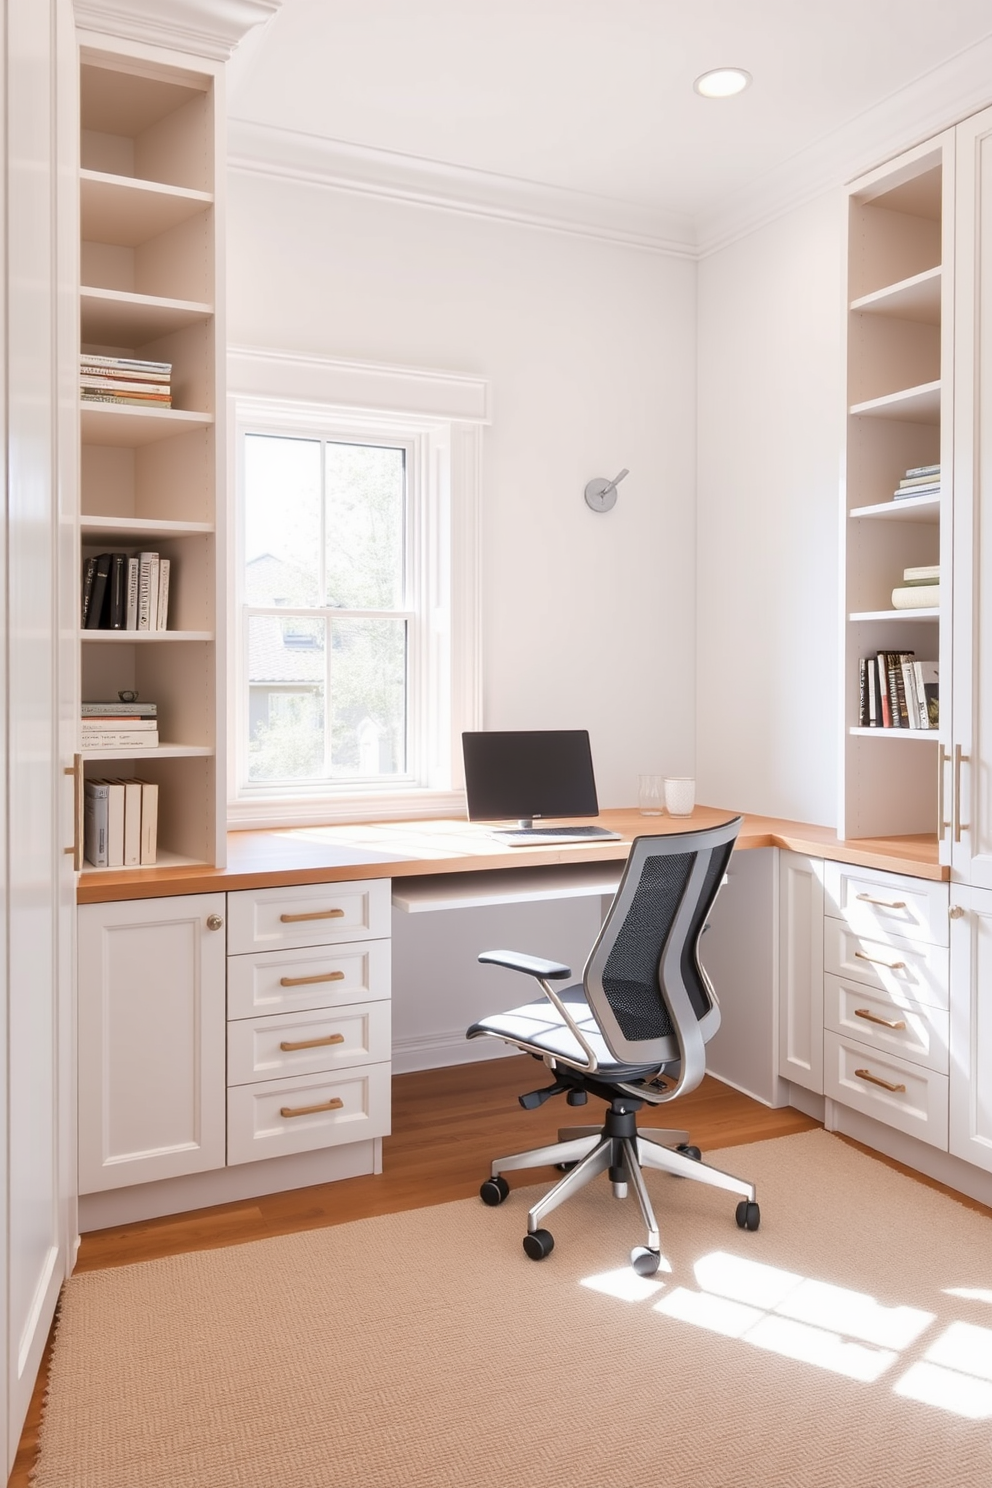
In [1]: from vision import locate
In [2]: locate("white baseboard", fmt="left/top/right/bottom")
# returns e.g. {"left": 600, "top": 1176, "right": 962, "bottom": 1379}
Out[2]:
{"left": 392, "top": 1030, "right": 518, "bottom": 1074}
{"left": 826, "top": 1101, "right": 992, "bottom": 1208}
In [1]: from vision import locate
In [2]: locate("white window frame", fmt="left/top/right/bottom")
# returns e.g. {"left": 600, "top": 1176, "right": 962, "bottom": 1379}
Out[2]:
{"left": 227, "top": 349, "right": 486, "bottom": 827}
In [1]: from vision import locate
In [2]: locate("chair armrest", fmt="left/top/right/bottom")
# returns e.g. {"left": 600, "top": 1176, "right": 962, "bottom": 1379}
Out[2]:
{"left": 478, "top": 949, "right": 573, "bottom": 980}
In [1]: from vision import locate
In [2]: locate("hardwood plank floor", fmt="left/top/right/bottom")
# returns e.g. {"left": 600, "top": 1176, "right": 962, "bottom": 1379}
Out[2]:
{"left": 9, "top": 1058, "right": 820, "bottom": 1486}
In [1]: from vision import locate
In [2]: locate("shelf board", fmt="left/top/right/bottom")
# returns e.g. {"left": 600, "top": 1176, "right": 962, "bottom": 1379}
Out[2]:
{"left": 849, "top": 381, "right": 941, "bottom": 424}
{"left": 80, "top": 848, "right": 210, "bottom": 875}
{"left": 849, "top": 608, "right": 940, "bottom": 621}
{"left": 849, "top": 494, "right": 940, "bottom": 522}
{"left": 850, "top": 266, "right": 941, "bottom": 325}
{"left": 79, "top": 630, "right": 213, "bottom": 642}
{"left": 81, "top": 402, "right": 213, "bottom": 448}
{"left": 849, "top": 728, "right": 940, "bottom": 739}
{"left": 80, "top": 744, "right": 214, "bottom": 760}
{"left": 80, "top": 171, "right": 213, "bottom": 247}
{"left": 81, "top": 286, "right": 212, "bottom": 344}
{"left": 81, "top": 515, "right": 214, "bottom": 541}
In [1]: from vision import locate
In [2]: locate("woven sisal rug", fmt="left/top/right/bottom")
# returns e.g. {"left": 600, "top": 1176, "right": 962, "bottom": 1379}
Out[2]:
{"left": 34, "top": 1131, "right": 992, "bottom": 1487}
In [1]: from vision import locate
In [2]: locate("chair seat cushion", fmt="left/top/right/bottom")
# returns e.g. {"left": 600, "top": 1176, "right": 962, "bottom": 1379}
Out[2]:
{"left": 467, "top": 985, "right": 663, "bottom": 1080}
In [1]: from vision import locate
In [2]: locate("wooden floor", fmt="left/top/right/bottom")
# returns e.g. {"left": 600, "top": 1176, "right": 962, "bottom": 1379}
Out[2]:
{"left": 8, "top": 1058, "right": 822, "bottom": 1486}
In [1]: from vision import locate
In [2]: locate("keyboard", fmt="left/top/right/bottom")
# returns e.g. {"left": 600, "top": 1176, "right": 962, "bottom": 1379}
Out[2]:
{"left": 492, "top": 825, "right": 623, "bottom": 846}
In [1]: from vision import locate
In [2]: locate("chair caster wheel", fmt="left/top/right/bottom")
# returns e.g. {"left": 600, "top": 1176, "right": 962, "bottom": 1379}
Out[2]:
{"left": 676, "top": 1143, "right": 702, "bottom": 1161}
{"left": 736, "top": 1200, "right": 760, "bottom": 1231}
{"left": 631, "top": 1247, "right": 662, "bottom": 1277}
{"left": 523, "top": 1228, "right": 554, "bottom": 1260}
{"left": 480, "top": 1175, "right": 510, "bottom": 1206}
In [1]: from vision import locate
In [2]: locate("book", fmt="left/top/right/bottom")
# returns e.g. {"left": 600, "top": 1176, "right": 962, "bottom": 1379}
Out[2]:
{"left": 897, "top": 473, "right": 941, "bottom": 489}
{"left": 893, "top": 482, "right": 939, "bottom": 499}
{"left": 139, "top": 780, "right": 159, "bottom": 865}
{"left": 119, "top": 778, "right": 143, "bottom": 867}
{"left": 858, "top": 656, "right": 868, "bottom": 727}
{"left": 876, "top": 651, "right": 893, "bottom": 727}
{"left": 85, "top": 552, "right": 112, "bottom": 629}
{"left": 104, "top": 779, "right": 125, "bottom": 868}
{"left": 901, "top": 658, "right": 922, "bottom": 730}
{"left": 125, "top": 556, "right": 140, "bottom": 630}
{"left": 81, "top": 700, "right": 157, "bottom": 716}
{"left": 80, "top": 730, "right": 159, "bottom": 750}
{"left": 904, "top": 564, "right": 940, "bottom": 582}
{"left": 891, "top": 650, "right": 914, "bottom": 727}
{"left": 892, "top": 584, "right": 940, "bottom": 609}
{"left": 904, "top": 463, "right": 940, "bottom": 479}
{"left": 108, "top": 552, "right": 128, "bottom": 629}
{"left": 79, "top": 353, "right": 171, "bottom": 374}
{"left": 81, "top": 717, "right": 157, "bottom": 731}
{"left": 79, "top": 376, "right": 171, "bottom": 394}
{"left": 915, "top": 661, "right": 939, "bottom": 728}
{"left": 866, "top": 656, "right": 880, "bottom": 727}
{"left": 81, "top": 391, "right": 172, "bottom": 406}
{"left": 137, "top": 552, "right": 159, "bottom": 631}
{"left": 80, "top": 555, "right": 98, "bottom": 626}
{"left": 82, "top": 780, "right": 109, "bottom": 867}
{"left": 156, "top": 559, "right": 170, "bottom": 631}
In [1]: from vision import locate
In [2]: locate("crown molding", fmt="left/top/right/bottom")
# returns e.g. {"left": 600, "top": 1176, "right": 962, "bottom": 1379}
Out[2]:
{"left": 227, "top": 119, "right": 698, "bottom": 259}
{"left": 696, "top": 31, "right": 992, "bottom": 256}
{"left": 73, "top": 0, "right": 285, "bottom": 60}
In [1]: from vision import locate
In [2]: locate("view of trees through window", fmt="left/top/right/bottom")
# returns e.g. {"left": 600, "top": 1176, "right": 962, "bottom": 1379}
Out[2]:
{"left": 243, "top": 433, "right": 410, "bottom": 786}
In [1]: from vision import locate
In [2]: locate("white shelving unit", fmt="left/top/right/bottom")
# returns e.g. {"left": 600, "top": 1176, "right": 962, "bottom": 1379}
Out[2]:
{"left": 78, "top": 40, "right": 226, "bottom": 870}
{"left": 840, "top": 139, "right": 952, "bottom": 843}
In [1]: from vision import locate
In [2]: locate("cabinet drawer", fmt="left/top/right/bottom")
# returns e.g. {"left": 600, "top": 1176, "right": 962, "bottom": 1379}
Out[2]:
{"left": 823, "top": 920, "right": 949, "bottom": 1009}
{"left": 227, "top": 1002, "right": 391, "bottom": 1086}
{"left": 226, "top": 1063, "right": 391, "bottom": 1165}
{"left": 227, "top": 940, "right": 391, "bottom": 1020}
{"left": 823, "top": 862, "right": 948, "bottom": 947}
{"left": 226, "top": 879, "right": 391, "bottom": 955}
{"left": 823, "top": 975, "right": 949, "bottom": 1073}
{"left": 823, "top": 1030, "right": 948, "bottom": 1148}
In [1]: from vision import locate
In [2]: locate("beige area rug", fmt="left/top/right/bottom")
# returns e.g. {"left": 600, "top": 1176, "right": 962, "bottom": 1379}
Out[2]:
{"left": 34, "top": 1131, "right": 992, "bottom": 1488}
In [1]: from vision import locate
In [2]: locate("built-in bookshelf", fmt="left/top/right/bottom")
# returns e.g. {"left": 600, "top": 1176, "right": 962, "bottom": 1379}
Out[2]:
{"left": 841, "top": 138, "right": 952, "bottom": 843}
{"left": 78, "top": 41, "right": 226, "bottom": 870}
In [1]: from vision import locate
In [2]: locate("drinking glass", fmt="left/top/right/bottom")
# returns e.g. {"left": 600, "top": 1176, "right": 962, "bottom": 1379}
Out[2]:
{"left": 637, "top": 774, "right": 664, "bottom": 814}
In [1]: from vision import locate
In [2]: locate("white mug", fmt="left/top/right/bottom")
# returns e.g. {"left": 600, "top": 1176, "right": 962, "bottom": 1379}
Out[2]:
{"left": 664, "top": 777, "right": 695, "bottom": 816}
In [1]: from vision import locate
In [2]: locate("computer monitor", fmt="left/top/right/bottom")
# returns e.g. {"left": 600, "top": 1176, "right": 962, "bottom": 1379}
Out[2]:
{"left": 462, "top": 729, "right": 601, "bottom": 828}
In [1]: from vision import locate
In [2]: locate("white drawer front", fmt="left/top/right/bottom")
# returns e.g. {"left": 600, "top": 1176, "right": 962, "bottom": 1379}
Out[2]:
{"left": 823, "top": 975, "right": 949, "bottom": 1074}
{"left": 823, "top": 920, "right": 949, "bottom": 1010}
{"left": 227, "top": 940, "right": 391, "bottom": 1020}
{"left": 823, "top": 1031, "right": 948, "bottom": 1148}
{"left": 823, "top": 862, "right": 948, "bottom": 947}
{"left": 227, "top": 1002, "right": 391, "bottom": 1086}
{"left": 226, "top": 879, "right": 391, "bottom": 955}
{"left": 226, "top": 1063, "right": 391, "bottom": 1165}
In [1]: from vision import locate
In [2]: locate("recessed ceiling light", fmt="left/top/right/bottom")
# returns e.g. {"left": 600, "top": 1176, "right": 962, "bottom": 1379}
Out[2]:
{"left": 693, "top": 68, "right": 752, "bottom": 99}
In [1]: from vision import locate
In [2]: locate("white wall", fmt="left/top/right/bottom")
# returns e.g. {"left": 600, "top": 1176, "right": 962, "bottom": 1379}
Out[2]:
{"left": 227, "top": 172, "right": 698, "bottom": 806}
{"left": 696, "top": 192, "right": 846, "bottom": 826}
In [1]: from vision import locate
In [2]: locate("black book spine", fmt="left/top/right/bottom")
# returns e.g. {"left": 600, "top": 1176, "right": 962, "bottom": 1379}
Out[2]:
{"left": 885, "top": 653, "right": 902, "bottom": 728}
{"left": 108, "top": 552, "right": 128, "bottom": 629}
{"left": 80, "top": 555, "right": 97, "bottom": 627}
{"left": 858, "top": 657, "right": 868, "bottom": 727}
{"left": 85, "top": 553, "right": 112, "bottom": 629}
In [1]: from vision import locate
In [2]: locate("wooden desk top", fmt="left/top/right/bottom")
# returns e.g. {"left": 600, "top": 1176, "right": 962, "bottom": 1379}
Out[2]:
{"left": 76, "top": 806, "right": 946, "bottom": 904}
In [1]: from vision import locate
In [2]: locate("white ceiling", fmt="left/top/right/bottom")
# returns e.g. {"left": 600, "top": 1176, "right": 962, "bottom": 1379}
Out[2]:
{"left": 226, "top": 0, "right": 992, "bottom": 250}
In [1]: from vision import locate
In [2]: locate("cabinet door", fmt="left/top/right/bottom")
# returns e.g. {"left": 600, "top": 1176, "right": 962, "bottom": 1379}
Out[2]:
{"left": 777, "top": 853, "right": 824, "bottom": 1093}
{"left": 78, "top": 893, "right": 226, "bottom": 1192}
{"left": 948, "top": 886, "right": 992, "bottom": 1173}
{"left": 952, "top": 105, "right": 992, "bottom": 884}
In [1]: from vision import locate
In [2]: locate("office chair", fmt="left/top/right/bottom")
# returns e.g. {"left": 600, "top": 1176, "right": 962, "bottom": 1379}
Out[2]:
{"left": 467, "top": 816, "right": 759, "bottom": 1275}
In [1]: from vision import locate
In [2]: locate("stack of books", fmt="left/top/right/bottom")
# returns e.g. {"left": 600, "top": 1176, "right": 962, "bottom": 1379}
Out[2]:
{"left": 81, "top": 699, "right": 159, "bottom": 753}
{"left": 892, "top": 563, "right": 939, "bottom": 610}
{"left": 83, "top": 777, "right": 159, "bottom": 867}
{"left": 892, "top": 463, "right": 940, "bottom": 501}
{"left": 79, "top": 354, "right": 171, "bottom": 407}
{"left": 81, "top": 551, "right": 170, "bottom": 630}
{"left": 859, "top": 653, "right": 938, "bottom": 730}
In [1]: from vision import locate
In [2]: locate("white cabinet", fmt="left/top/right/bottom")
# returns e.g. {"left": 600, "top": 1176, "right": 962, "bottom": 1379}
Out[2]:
{"left": 77, "top": 894, "right": 227, "bottom": 1191}
{"left": 949, "top": 886, "right": 992, "bottom": 1174}
{"left": 777, "top": 852, "right": 824, "bottom": 1094}
{"left": 225, "top": 880, "right": 392, "bottom": 1167}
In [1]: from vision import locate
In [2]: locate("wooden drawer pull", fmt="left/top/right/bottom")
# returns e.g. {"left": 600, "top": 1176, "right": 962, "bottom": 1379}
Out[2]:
{"left": 855, "top": 893, "right": 907, "bottom": 910}
{"left": 279, "top": 908, "right": 346, "bottom": 923}
{"left": 854, "top": 950, "right": 906, "bottom": 971}
{"left": 279, "top": 1033, "right": 345, "bottom": 1052}
{"left": 279, "top": 970, "right": 346, "bottom": 988}
{"left": 854, "top": 1067, "right": 906, "bottom": 1094}
{"left": 855, "top": 1008, "right": 907, "bottom": 1031}
{"left": 279, "top": 1097, "right": 344, "bottom": 1118}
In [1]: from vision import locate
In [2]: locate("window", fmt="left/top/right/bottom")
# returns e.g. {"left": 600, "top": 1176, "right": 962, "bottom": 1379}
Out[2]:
{"left": 229, "top": 358, "right": 485, "bottom": 826}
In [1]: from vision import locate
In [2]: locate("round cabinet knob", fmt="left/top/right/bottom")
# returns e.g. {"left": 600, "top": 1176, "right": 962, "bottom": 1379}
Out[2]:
{"left": 206, "top": 914, "right": 224, "bottom": 931}
{"left": 949, "top": 905, "right": 966, "bottom": 920}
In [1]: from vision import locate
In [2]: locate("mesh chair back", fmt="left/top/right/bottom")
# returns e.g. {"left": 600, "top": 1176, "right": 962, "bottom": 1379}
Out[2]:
{"left": 582, "top": 817, "right": 742, "bottom": 1083}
